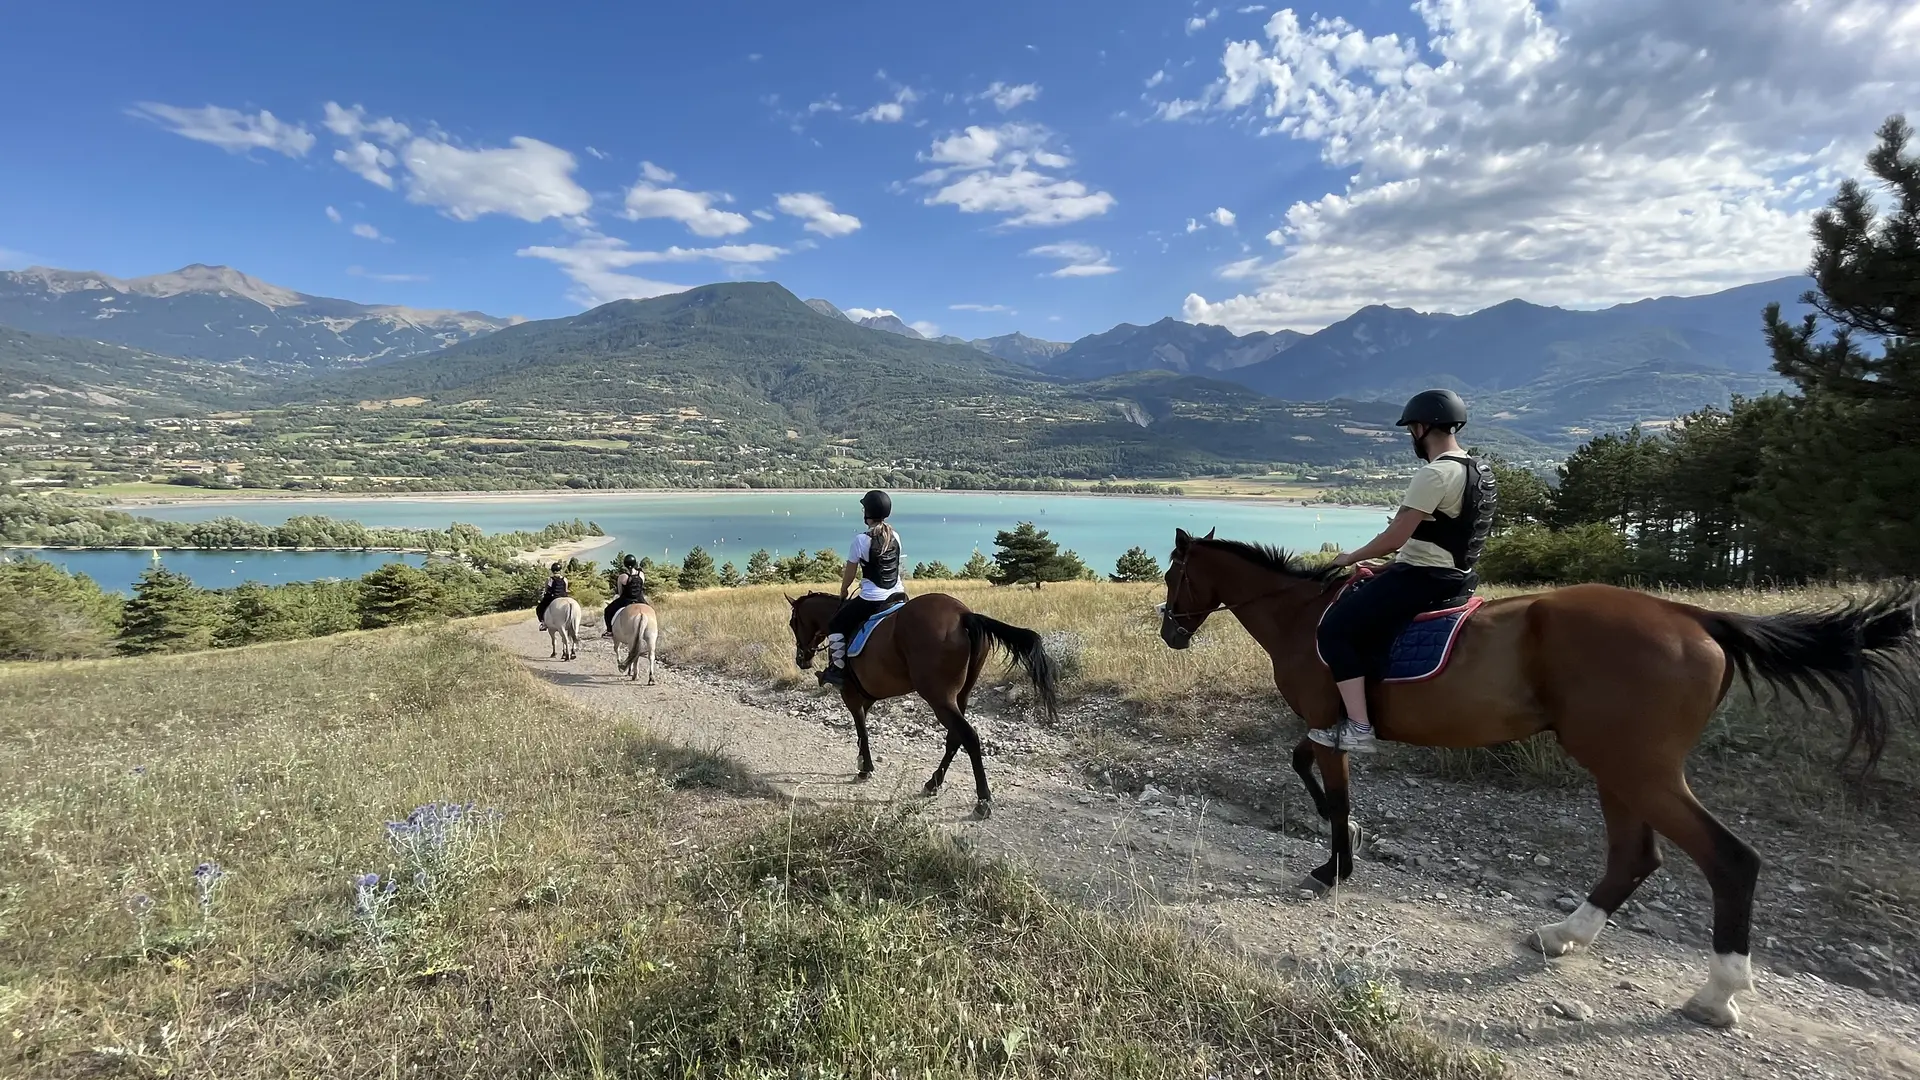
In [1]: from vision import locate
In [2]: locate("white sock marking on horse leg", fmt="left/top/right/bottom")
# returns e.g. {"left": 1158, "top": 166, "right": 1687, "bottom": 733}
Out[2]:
{"left": 1530, "top": 901, "right": 1607, "bottom": 957}
{"left": 1684, "top": 952, "right": 1753, "bottom": 1027}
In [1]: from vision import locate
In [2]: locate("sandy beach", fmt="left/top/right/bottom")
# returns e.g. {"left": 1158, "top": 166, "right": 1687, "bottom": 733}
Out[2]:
{"left": 513, "top": 533, "right": 619, "bottom": 566}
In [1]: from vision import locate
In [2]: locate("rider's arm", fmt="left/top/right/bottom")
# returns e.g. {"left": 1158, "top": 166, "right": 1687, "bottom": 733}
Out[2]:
{"left": 839, "top": 559, "right": 859, "bottom": 599}
{"left": 1333, "top": 506, "right": 1427, "bottom": 566}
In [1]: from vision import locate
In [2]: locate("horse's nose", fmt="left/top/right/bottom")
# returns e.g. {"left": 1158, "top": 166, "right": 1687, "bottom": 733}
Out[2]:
{"left": 795, "top": 651, "right": 813, "bottom": 669}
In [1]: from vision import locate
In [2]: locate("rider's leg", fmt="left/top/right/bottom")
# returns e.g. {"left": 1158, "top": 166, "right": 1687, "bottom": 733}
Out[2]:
{"left": 818, "top": 599, "right": 875, "bottom": 685}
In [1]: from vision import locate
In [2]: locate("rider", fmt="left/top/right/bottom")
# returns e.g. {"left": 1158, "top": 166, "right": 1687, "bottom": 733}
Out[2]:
{"left": 818, "top": 489, "right": 907, "bottom": 686}
{"left": 536, "top": 561, "right": 569, "bottom": 629}
{"left": 1311, "top": 388, "right": 1497, "bottom": 754}
{"left": 602, "top": 554, "right": 648, "bottom": 637}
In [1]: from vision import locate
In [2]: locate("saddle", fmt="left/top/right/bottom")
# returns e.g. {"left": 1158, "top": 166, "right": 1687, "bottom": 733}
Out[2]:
{"left": 1316, "top": 569, "right": 1485, "bottom": 683}
{"left": 847, "top": 601, "right": 906, "bottom": 658}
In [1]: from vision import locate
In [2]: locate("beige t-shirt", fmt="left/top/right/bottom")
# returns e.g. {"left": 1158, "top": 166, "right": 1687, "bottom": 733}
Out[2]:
{"left": 1395, "top": 453, "right": 1470, "bottom": 569}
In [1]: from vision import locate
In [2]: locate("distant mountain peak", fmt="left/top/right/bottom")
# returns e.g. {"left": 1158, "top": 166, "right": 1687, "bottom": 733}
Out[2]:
{"left": 859, "top": 313, "right": 923, "bottom": 339}
{"left": 803, "top": 298, "right": 852, "bottom": 321}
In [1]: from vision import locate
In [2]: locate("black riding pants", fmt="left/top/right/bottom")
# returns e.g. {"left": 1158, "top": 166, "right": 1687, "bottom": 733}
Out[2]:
{"left": 604, "top": 594, "right": 643, "bottom": 628}
{"left": 536, "top": 592, "right": 564, "bottom": 623}
{"left": 829, "top": 593, "right": 908, "bottom": 639}
{"left": 1316, "top": 563, "right": 1471, "bottom": 682}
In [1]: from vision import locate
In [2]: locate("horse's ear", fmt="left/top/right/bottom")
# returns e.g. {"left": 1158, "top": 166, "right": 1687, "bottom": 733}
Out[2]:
{"left": 1204, "top": 527, "right": 1216, "bottom": 539}
{"left": 1174, "top": 527, "right": 1190, "bottom": 548}
{"left": 785, "top": 594, "right": 797, "bottom": 607}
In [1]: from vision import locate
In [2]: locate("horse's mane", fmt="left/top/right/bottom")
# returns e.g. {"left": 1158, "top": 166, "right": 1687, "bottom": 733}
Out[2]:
{"left": 1191, "top": 537, "right": 1346, "bottom": 586}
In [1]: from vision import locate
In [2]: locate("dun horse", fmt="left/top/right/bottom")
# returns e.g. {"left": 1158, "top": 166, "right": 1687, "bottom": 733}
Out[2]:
{"left": 787, "top": 592, "right": 1059, "bottom": 819}
{"left": 542, "top": 596, "right": 581, "bottom": 661}
{"left": 1157, "top": 528, "right": 1920, "bottom": 1028}
{"left": 609, "top": 602, "right": 659, "bottom": 684}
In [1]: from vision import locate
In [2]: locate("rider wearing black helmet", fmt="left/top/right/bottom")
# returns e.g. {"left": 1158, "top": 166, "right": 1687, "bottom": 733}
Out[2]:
{"left": 818, "top": 489, "right": 907, "bottom": 686}
{"left": 1311, "top": 388, "right": 1497, "bottom": 753}
{"left": 536, "top": 560, "right": 570, "bottom": 629}
{"left": 602, "top": 553, "right": 648, "bottom": 637}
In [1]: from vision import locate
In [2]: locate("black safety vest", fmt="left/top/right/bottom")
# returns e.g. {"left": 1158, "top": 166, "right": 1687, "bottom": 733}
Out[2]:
{"left": 543, "top": 577, "right": 569, "bottom": 599}
{"left": 1408, "top": 454, "right": 1497, "bottom": 572}
{"left": 861, "top": 533, "right": 901, "bottom": 591}
{"left": 619, "top": 573, "right": 647, "bottom": 602}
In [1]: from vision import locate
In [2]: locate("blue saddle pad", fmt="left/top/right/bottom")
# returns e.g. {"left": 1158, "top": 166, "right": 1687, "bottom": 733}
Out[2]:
{"left": 1381, "top": 598, "right": 1483, "bottom": 682}
{"left": 847, "top": 601, "right": 906, "bottom": 657}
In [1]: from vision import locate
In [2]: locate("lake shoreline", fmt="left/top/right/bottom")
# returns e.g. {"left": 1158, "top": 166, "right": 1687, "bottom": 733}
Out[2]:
{"left": 97, "top": 485, "right": 1398, "bottom": 513}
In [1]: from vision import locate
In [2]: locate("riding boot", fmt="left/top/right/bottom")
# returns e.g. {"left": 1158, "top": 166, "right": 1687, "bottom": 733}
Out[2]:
{"left": 817, "top": 634, "right": 848, "bottom": 686}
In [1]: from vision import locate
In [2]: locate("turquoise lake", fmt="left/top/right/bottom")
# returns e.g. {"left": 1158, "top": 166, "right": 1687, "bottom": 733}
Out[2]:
{"left": 29, "top": 492, "right": 1388, "bottom": 592}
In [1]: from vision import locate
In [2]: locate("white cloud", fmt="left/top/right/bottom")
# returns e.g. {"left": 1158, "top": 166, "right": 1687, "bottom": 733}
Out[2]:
{"left": 129, "top": 102, "right": 315, "bottom": 158}
{"left": 950, "top": 303, "right": 1015, "bottom": 313}
{"left": 624, "top": 178, "right": 752, "bottom": 237}
{"left": 325, "top": 205, "right": 343, "bottom": 223}
{"left": 321, "top": 102, "right": 409, "bottom": 143}
{"left": 1027, "top": 241, "right": 1119, "bottom": 277}
{"left": 973, "top": 81, "right": 1042, "bottom": 112}
{"left": 752, "top": 209, "right": 776, "bottom": 221}
{"left": 910, "top": 321, "right": 941, "bottom": 337}
{"left": 586, "top": 146, "right": 609, "bottom": 160}
{"left": 1171, "top": 0, "right": 1920, "bottom": 331}
{"left": 1237, "top": 4, "right": 1266, "bottom": 12}
{"left": 806, "top": 97, "right": 843, "bottom": 116}
{"left": 518, "top": 234, "right": 787, "bottom": 306}
{"left": 639, "top": 160, "right": 676, "bottom": 183}
{"left": 913, "top": 123, "right": 1116, "bottom": 228}
{"left": 857, "top": 84, "right": 920, "bottom": 123}
{"left": 347, "top": 265, "right": 429, "bottom": 283}
{"left": 774, "top": 192, "right": 862, "bottom": 237}
{"left": 334, "top": 140, "right": 398, "bottom": 189}
{"left": 1185, "top": 218, "right": 1205, "bottom": 233}
{"left": 843, "top": 307, "right": 896, "bottom": 321}
{"left": 1145, "top": 69, "right": 1168, "bottom": 88}
{"left": 350, "top": 222, "right": 392, "bottom": 242}
{"left": 1186, "top": 8, "right": 1219, "bottom": 33}
{"left": 1209, "top": 206, "right": 1236, "bottom": 227}
{"left": 617, "top": 243, "right": 788, "bottom": 264}
{"left": 401, "top": 136, "right": 592, "bottom": 223}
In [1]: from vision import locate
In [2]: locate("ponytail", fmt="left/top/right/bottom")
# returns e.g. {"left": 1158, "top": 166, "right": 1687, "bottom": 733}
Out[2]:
{"left": 867, "top": 521, "right": 898, "bottom": 555}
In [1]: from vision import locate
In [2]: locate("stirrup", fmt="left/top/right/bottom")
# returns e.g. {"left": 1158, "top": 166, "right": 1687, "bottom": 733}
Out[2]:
{"left": 818, "top": 665, "right": 847, "bottom": 686}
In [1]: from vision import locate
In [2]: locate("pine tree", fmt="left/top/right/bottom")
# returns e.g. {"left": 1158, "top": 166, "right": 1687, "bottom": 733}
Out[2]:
{"left": 678, "top": 546, "right": 720, "bottom": 590}
{"left": 718, "top": 561, "right": 744, "bottom": 587}
{"left": 0, "top": 556, "right": 121, "bottom": 660}
{"left": 989, "top": 522, "right": 1079, "bottom": 588}
{"left": 1110, "top": 546, "right": 1162, "bottom": 583}
{"left": 911, "top": 560, "right": 955, "bottom": 579}
{"left": 959, "top": 550, "right": 994, "bottom": 580}
{"left": 119, "top": 564, "right": 219, "bottom": 654}
{"left": 358, "top": 563, "right": 445, "bottom": 629}
{"left": 745, "top": 549, "right": 776, "bottom": 585}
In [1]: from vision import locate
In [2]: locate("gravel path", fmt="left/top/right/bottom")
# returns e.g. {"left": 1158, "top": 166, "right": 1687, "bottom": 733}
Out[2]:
{"left": 494, "top": 620, "right": 1920, "bottom": 1080}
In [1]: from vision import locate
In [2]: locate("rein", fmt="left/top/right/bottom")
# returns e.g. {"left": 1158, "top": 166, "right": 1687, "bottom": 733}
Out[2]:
{"left": 1158, "top": 554, "right": 1362, "bottom": 636}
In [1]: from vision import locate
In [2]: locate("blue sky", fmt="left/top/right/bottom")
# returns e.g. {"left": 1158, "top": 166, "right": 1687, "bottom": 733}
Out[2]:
{"left": 3, "top": 0, "right": 1914, "bottom": 339}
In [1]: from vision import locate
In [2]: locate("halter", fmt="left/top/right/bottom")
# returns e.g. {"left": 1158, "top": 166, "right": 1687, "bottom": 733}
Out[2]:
{"left": 1158, "top": 548, "right": 1360, "bottom": 644}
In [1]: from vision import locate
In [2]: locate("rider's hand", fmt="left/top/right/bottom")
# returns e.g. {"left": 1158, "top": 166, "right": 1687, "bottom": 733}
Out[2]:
{"left": 1330, "top": 553, "right": 1354, "bottom": 568}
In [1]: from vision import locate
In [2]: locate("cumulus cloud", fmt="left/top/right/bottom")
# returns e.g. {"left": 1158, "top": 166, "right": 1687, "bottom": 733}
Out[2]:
{"left": 1145, "top": 69, "right": 1168, "bottom": 88}
{"left": 1027, "top": 241, "right": 1119, "bottom": 277}
{"left": 1185, "top": 218, "right": 1205, "bottom": 233}
{"left": 843, "top": 307, "right": 896, "bottom": 321}
{"left": 402, "top": 136, "right": 592, "bottom": 223}
{"left": 910, "top": 320, "right": 941, "bottom": 337}
{"left": 519, "top": 233, "right": 786, "bottom": 305}
{"left": 1186, "top": 7, "right": 1220, "bottom": 33}
{"left": 973, "top": 81, "right": 1041, "bottom": 112}
{"left": 950, "top": 303, "right": 1015, "bottom": 313}
{"left": 624, "top": 175, "right": 752, "bottom": 237}
{"left": 774, "top": 192, "right": 862, "bottom": 237}
{"left": 639, "top": 160, "right": 676, "bottom": 183}
{"left": 129, "top": 102, "right": 315, "bottom": 157}
{"left": 325, "top": 205, "right": 343, "bottom": 223}
{"left": 1166, "top": 0, "right": 1920, "bottom": 331}
{"left": 913, "top": 123, "right": 1116, "bottom": 228}
{"left": 586, "top": 146, "right": 609, "bottom": 160}
{"left": 1209, "top": 206, "right": 1236, "bottom": 227}
{"left": 856, "top": 84, "right": 920, "bottom": 123}
{"left": 350, "top": 222, "right": 392, "bottom": 242}
{"left": 334, "top": 140, "right": 398, "bottom": 188}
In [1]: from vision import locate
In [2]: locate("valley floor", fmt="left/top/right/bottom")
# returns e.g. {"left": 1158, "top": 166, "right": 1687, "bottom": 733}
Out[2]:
{"left": 494, "top": 613, "right": 1920, "bottom": 1080}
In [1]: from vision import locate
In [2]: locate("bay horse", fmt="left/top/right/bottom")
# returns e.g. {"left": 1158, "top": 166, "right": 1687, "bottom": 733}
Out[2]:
{"left": 610, "top": 602, "right": 658, "bottom": 684}
{"left": 1157, "top": 528, "right": 1919, "bottom": 1028}
{"left": 541, "top": 596, "right": 581, "bottom": 661}
{"left": 786, "top": 592, "right": 1059, "bottom": 819}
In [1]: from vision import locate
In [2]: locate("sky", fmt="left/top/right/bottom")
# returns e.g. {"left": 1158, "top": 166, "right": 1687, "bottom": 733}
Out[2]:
{"left": 2, "top": 0, "right": 1915, "bottom": 340}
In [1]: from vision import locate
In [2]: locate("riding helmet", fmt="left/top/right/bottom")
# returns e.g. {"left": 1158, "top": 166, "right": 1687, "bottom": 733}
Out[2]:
{"left": 550, "top": 561, "right": 564, "bottom": 572}
{"left": 623, "top": 554, "right": 638, "bottom": 569}
{"left": 860, "top": 489, "right": 893, "bottom": 521}
{"left": 1396, "top": 388, "right": 1469, "bottom": 430}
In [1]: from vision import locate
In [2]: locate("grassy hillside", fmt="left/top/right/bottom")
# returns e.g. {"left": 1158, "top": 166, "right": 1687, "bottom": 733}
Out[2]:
{"left": 1, "top": 626, "right": 1490, "bottom": 1079}
{"left": 0, "top": 324, "right": 264, "bottom": 415}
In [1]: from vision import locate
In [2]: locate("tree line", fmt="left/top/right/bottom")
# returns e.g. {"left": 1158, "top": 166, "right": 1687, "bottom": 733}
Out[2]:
{"left": 1476, "top": 115, "right": 1919, "bottom": 585}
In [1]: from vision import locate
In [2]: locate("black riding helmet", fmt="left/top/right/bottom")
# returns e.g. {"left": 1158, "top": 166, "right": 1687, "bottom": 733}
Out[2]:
{"left": 860, "top": 489, "right": 892, "bottom": 521}
{"left": 622, "top": 554, "right": 638, "bottom": 569}
{"left": 1397, "top": 388, "right": 1469, "bottom": 431}
{"left": 550, "top": 561, "right": 564, "bottom": 572}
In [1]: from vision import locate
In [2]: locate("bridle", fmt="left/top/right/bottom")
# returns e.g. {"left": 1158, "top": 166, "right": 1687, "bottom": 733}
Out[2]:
{"left": 1158, "top": 547, "right": 1356, "bottom": 645}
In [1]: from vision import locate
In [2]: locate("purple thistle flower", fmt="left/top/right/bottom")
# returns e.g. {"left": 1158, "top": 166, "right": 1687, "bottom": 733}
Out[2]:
{"left": 355, "top": 872, "right": 381, "bottom": 889}
{"left": 125, "top": 893, "right": 154, "bottom": 917}
{"left": 193, "top": 862, "right": 223, "bottom": 883}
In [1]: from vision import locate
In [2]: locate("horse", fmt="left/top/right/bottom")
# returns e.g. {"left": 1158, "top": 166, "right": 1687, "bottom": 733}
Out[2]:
{"left": 610, "top": 602, "right": 658, "bottom": 684}
{"left": 541, "top": 596, "right": 581, "bottom": 661}
{"left": 786, "top": 591, "right": 1059, "bottom": 820}
{"left": 1155, "top": 527, "right": 1920, "bottom": 1029}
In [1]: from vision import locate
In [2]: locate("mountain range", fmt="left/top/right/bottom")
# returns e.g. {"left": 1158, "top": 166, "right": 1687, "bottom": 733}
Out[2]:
{"left": 0, "top": 264, "right": 521, "bottom": 371}
{"left": 0, "top": 262, "right": 1815, "bottom": 452}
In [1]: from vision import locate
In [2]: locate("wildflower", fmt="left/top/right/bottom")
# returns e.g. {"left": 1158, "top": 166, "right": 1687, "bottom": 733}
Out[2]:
{"left": 355, "top": 872, "right": 381, "bottom": 889}
{"left": 125, "top": 893, "right": 155, "bottom": 918}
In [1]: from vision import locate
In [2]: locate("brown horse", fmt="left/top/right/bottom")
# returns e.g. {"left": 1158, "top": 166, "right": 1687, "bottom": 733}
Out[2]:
{"left": 1157, "top": 528, "right": 1919, "bottom": 1028}
{"left": 786, "top": 591, "right": 1059, "bottom": 819}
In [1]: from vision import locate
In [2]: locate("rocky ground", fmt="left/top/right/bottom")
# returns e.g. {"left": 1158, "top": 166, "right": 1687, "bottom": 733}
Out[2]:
{"left": 495, "top": 620, "right": 1920, "bottom": 1080}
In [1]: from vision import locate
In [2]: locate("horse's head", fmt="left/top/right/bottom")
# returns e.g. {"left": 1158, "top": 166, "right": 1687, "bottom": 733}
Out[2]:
{"left": 786, "top": 592, "right": 838, "bottom": 669}
{"left": 1159, "top": 527, "right": 1337, "bottom": 649}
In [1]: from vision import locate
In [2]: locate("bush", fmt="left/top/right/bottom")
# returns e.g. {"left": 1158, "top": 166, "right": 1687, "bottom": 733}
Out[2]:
{"left": 1477, "top": 522, "right": 1632, "bottom": 584}
{"left": 0, "top": 556, "right": 121, "bottom": 660}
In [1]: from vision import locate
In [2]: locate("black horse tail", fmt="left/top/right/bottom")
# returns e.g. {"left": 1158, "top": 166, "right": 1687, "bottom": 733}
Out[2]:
{"left": 963, "top": 613, "right": 1060, "bottom": 724}
{"left": 1693, "top": 584, "right": 1920, "bottom": 771}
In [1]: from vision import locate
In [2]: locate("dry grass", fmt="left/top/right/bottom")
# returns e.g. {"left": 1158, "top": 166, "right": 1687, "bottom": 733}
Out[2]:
{"left": 1, "top": 624, "right": 1494, "bottom": 1079}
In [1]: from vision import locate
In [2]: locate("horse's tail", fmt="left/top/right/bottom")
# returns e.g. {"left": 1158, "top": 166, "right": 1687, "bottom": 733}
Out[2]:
{"left": 1692, "top": 584, "right": 1920, "bottom": 770}
{"left": 962, "top": 613, "right": 1060, "bottom": 723}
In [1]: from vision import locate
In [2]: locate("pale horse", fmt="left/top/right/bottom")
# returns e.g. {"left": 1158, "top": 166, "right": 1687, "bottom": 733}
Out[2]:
{"left": 610, "top": 602, "right": 659, "bottom": 684}
{"left": 541, "top": 596, "right": 582, "bottom": 661}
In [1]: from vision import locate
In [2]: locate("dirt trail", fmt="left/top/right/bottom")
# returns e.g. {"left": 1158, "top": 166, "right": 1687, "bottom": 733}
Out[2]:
{"left": 494, "top": 620, "right": 1920, "bottom": 1080}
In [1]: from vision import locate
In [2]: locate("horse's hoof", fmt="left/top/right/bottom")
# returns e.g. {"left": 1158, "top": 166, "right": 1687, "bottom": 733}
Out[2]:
{"left": 1680, "top": 996, "right": 1741, "bottom": 1029}
{"left": 854, "top": 771, "right": 872, "bottom": 783}
{"left": 1294, "top": 873, "right": 1333, "bottom": 898}
{"left": 971, "top": 799, "right": 992, "bottom": 820}
{"left": 1528, "top": 925, "right": 1583, "bottom": 958}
